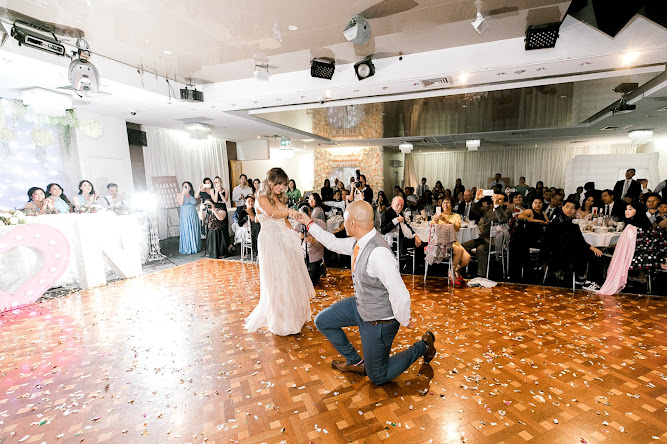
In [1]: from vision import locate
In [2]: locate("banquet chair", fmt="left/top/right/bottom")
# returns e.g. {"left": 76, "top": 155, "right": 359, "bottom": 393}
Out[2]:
{"left": 423, "top": 224, "right": 454, "bottom": 284}
{"left": 240, "top": 226, "right": 254, "bottom": 264}
{"left": 384, "top": 232, "right": 416, "bottom": 273}
{"left": 486, "top": 222, "right": 509, "bottom": 280}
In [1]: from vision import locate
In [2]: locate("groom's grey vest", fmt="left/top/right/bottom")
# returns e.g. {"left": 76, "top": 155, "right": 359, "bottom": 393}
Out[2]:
{"left": 352, "top": 232, "right": 394, "bottom": 322}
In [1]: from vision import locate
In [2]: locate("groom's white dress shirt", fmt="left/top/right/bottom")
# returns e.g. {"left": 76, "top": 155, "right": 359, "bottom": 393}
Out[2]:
{"left": 308, "top": 225, "right": 411, "bottom": 326}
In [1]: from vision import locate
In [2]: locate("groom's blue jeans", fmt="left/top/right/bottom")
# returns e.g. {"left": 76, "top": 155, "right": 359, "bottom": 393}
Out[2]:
{"left": 314, "top": 297, "right": 427, "bottom": 385}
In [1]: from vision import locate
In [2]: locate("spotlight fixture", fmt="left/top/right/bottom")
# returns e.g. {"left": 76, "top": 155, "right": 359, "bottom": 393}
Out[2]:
{"left": 471, "top": 12, "right": 488, "bottom": 35}
{"left": 254, "top": 62, "right": 270, "bottom": 81}
{"left": 0, "top": 21, "right": 9, "bottom": 47}
{"left": 180, "top": 86, "right": 204, "bottom": 102}
{"left": 466, "top": 139, "right": 480, "bottom": 151}
{"left": 524, "top": 22, "right": 561, "bottom": 50}
{"left": 398, "top": 142, "right": 413, "bottom": 154}
{"left": 184, "top": 123, "right": 212, "bottom": 140}
{"left": 68, "top": 38, "right": 100, "bottom": 92}
{"left": 11, "top": 20, "right": 66, "bottom": 56}
{"left": 613, "top": 82, "right": 639, "bottom": 94}
{"left": 343, "top": 15, "right": 371, "bottom": 45}
{"left": 613, "top": 97, "right": 636, "bottom": 114}
{"left": 310, "top": 58, "right": 335, "bottom": 80}
{"left": 628, "top": 130, "right": 653, "bottom": 145}
{"left": 354, "top": 56, "right": 375, "bottom": 80}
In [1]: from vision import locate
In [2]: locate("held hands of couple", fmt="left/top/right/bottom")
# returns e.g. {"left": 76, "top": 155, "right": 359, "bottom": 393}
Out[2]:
{"left": 294, "top": 212, "right": 312, "bottom": 226}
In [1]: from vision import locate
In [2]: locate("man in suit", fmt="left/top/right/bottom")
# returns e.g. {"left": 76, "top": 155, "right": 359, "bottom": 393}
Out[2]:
{"left": 612, "top": 168, "right": 641, "bottom": 203}
{"left": 490, "top": 173, "right": 506, "bottom": 192}
{"left": 296, "top": 201, "right": 436, "bottom": 385}
{"left": 598, "top": 189, "right": 624, "bottom": 219}
{"left": 544, "top": 194, "right": 564, "bottom": 221}
{"left": 461, "top": 190, "right": 512, "bottom": 278}
{"left": 416, "top": 177, "right": 429, "bottom": 198}
{"left": 456, "top": 189, "right": 483, "bottom": 223}
{"left": 380, "top": 196, "right": 423, "bottom": 269}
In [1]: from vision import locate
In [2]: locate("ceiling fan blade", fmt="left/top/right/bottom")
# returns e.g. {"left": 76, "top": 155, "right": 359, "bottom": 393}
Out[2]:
{"left": 360, "top": 0, "right": 418, "bottom": 19}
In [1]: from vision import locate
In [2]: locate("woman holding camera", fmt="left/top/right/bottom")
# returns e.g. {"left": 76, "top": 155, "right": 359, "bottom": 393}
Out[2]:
{"left": 178, "top": 181, "right": 201, "bottom": 254}
{"left": 245, "top": 167, "right": 313, "bottom": 336}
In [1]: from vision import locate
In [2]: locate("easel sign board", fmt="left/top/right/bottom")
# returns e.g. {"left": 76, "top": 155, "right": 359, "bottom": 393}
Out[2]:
{"left": 152, "top": 176, "right": 180, "bottom": 209}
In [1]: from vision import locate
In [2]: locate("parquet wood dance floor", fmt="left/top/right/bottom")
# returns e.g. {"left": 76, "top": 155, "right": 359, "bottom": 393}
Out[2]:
{"left": 0, "top": 260, "right": 665, "bottom": 443}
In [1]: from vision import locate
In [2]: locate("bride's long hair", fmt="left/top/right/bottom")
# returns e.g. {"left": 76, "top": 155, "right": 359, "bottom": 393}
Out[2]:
{"left": 261, "top": 167, "right": 289, "bottom": 206}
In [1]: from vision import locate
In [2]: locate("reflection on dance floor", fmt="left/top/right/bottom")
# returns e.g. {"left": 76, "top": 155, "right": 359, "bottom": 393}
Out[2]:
{"left": 1, "top": 260, "right": 665, "bottom": 443}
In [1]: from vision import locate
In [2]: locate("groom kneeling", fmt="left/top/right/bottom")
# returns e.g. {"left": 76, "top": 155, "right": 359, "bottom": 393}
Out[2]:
{"left": 296, "top": 201, "right": 435, "bottom": 385}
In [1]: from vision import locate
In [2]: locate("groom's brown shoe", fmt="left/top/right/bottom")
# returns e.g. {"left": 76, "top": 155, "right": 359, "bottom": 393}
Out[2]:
{"left": 331, "top": 360, "right": 366, "bottom": 375}
{"left": 423, "top": 331, "right": 436, "bottom": 363}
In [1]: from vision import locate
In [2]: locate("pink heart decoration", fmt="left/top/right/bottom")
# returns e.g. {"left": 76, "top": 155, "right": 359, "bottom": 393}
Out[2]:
{"left": 0, "top": 224, "right": 70, "bottom": 312}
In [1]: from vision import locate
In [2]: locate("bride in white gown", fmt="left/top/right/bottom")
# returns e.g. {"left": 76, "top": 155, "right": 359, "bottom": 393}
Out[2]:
{"left": 244, "top": 167, "right": 314, "bottom": 335}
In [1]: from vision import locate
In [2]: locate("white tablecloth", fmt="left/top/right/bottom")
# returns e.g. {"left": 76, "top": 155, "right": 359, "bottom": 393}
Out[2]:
{"left": 582, "top": 231, "right": 621, "bottom": 247}
{"left": 0, "top": 212, "right": 149, "bottom": 290}
{"left": 413, "top": 224, "right": 480, "bottom": 244}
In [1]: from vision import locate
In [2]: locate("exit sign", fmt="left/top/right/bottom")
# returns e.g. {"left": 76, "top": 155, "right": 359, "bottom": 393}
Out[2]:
{"left": 280, "top": 138, "right": 291, "bottom": 146}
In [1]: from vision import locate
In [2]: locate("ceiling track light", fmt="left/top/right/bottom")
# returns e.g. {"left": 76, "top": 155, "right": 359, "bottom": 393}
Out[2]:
{"left": 254, "top": 62, "right": 270, "bottom": 81}
{"left": 310, "top": 58, "right": 335, "bottom": 80}
{"left": 354, "top": 56, "right": 375, "bottom": 81}
{"left": 525, "top": 22, "right": 561, "bottom": 50}
{"left": 471, "top": 12, "right": 488, "bottom": 35}
{"left": 343, "top": 15, "right": 371, "bottom": 45}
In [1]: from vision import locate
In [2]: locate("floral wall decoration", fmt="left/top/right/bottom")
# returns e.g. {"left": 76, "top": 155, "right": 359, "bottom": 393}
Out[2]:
{"left": 79, "top": 119, "right": 104, "bottom": 139}
{"left": 314, "top": 146, "right": 384, "bottom": 196}
{"left": 0, "top": 97, "right": 79, "bottom": 209}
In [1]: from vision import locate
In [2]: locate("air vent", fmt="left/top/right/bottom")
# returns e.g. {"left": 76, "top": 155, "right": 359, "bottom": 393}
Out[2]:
{"left": 600, "top": 126, "right": 618, "bottom": 131}
{"left": 176, "top": 117, "right": 214, "bottom": 123}
{"left": 420, "top": 77, "right": 454, "bottom": 88}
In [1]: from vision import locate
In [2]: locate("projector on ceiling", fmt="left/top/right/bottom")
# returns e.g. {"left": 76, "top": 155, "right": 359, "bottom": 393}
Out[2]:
{"left": 11, "top": 21, "right": 65, "bottom": 57}
{"left": 343, "top": 15, "right": 371, "bottom": 45}
{"left": 180, "top": 87, "right": 204, "bottom": 103}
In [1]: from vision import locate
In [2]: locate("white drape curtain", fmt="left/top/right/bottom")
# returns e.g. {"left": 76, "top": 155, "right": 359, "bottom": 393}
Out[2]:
{"left": 404, "top": 145, "right": 637, "bottom": 191}
{"left": 143, "top": 126, "right": 229, "bottom": 199}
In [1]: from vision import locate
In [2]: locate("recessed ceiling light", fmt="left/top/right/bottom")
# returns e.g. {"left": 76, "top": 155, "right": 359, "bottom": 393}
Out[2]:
{"left": 353, "top": 89, "right": 359, "bottom": 93}
{"left": 514, "top": 70, "right": 526, "bottom": 74}
{"left": 257, "top": 136, "right": 261, "bottom": 139}
{"left": 288, "top": 25, "right": 298, "bottom": 31}
{"left": 536, "top": 67, "right": 546, "bottom": 71}
{"left": 163, "top": 50, "right": 172, "bottom": 55}
{"left": 459, "top": 73, "right": 469, "bottom": 83}
{"left": 622, "top": 51, "right": 639, "bottom": 66}
{"left": 496, "top": 72, "right": 506, "bottom": 76}
{"left": 579, "top": 61, "right": 592, "bottom": 66}
{"left": 382, "top": 86, "right": 389, "bottom": 90}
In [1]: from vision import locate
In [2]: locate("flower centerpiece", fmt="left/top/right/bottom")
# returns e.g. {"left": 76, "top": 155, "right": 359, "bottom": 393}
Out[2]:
{"left": 0, "top": 209, "right": 28, "bottom": 226}
{"left": 76, "top": 204, "right": 104, "bottom": 214}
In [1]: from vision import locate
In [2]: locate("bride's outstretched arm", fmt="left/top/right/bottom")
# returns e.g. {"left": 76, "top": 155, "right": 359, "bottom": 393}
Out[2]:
{"left": 256, "top": 195, "right": 296, "bottom": 220}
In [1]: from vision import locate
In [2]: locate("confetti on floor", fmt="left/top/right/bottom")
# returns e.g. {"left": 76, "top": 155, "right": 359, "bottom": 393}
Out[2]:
{"left": 0, "top": 259, "right": 665, "bottom": 443}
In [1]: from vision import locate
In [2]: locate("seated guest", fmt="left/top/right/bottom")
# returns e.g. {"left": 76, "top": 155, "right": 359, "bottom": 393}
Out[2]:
{"left": 457, "top": 190, "right": 482, "bottom": 223}
{"left": 508, "top": 192, "right": 525, "bottom": 217}
{"left": 309, "top": 192, "right": 327, "bottom": 222}
{"left": 45, "top": 183, "right": 72, "bottom": 213}
{"left": 461, "top": 190, "right": 512, "bottom": 278}
{"left": 656, "top": 202, "right": 667, "bottom": 225}
{"left": 567, "top": 186, "right": 584, "bottom": 206}
{"left": 510, "top": 197, "right": 548, "bottom": 278}
{"left": 645, "top": 178, "right": 666, "bottom": 201}
{"left": 235, "top": 195, "right": 260, "bottom": 256}
{"left": 576, "top": 196, "right": 596, "bottom": 220}
{"left": 296, "top": 206, "right": 327, "bottom": 285}
{"left": 433, "top": 180, "right": 444, "bottom": 195}
{"left": 540, "top": 199, "right": 603, "bottom": 286}
{"left": 432, "top": 197, "right": 471, "bottom": 285}
{"left": 583, "top": 181, "right": 601, "bottom": 206}
{"left": 453, "top": 179, "right": 465, "bottom": 198}
{"left": 404, "top": 186, "right": 418, "bottom": 209}
{"left": 200, "top": 200, "right": 230, "bottom": 259}
{"left": 73, "top": 180, "right": 98, "bottom": 209}
{"left": 598, "top": 189, "right": 624, "bottom": 219}
{"left": 286, "top": 179, "right": 302, "bottom": 208}
{"left": 444, "top": 189, "right": 453, "bottom": 201}
{"left": 535, "top": 181, "right": 544, "bottom": 195}
{"left": 321, "top": 179, "right": 334, "bottom": 201}
{"left": 380, "top": 196, "right": 423, "bottom": 269}
{"left": 376, "top": 191, "right": 389, "bottom": 214}
{"left": 645, "top": 193, "right": 661, "bottom": 225}
{"left": 101, "top": 183, "right": 126, "bottom": 208}
{"left": 595, "top": 202, "right": 665, "bottom": 294}
{"left": 524, "top": 187, "right": 537, "bottom": 205}
{"left": 455, "top": 191, "right": 464, "bottom": 206}
{"left": 417, "top": 189, "right": 433, "bottom": 211}
{"left": 335, "top": 180, "right": 346, "bottom": 195}
{"left": 544, "top": 194, "right": 563, "bottom": 221}
{"left": 24, "top": 187, "right": 56, "bottom": 215}
{"left": 514, "top": 177, "right": 529, "bottom": 196}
